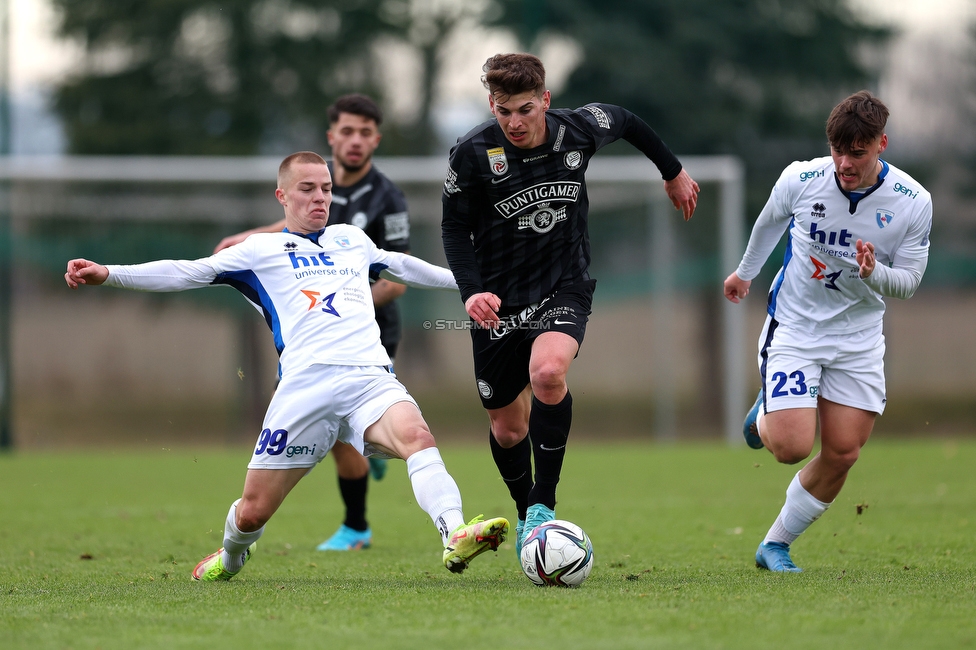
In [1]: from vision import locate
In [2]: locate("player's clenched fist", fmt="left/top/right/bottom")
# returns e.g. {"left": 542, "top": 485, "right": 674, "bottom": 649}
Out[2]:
{"left": 65, "top": 258, "right": 109, "bottom": 289}
{"left": 464, "top": 292, "right": 502, "bottom": 329}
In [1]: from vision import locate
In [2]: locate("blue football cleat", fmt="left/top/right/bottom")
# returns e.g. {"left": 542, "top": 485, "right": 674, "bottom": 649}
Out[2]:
{"left": 521, "top": 504, "right": 555, "bottom": 549}
{"left": 755, "top": 541, "right": 802, "bottom": 572}
{"left": 368, "top": 456, "right": 388, "bottom": 481}
{"left": 514, "top": 518, "right": 525, "bottom": 558}
{"left": 317, "top": 524, "right": 372, "bottom": 551}
{"left": 743, "top": 390, "right": 765, "bottom": 449}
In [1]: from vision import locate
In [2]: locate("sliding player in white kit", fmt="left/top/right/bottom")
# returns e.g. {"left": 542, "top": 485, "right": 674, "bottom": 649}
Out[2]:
{"left": 724, "top": 91, "right": 932, "bottom": 572}
{"left": 65, "top": 151, "right": 508, "bottom": 580}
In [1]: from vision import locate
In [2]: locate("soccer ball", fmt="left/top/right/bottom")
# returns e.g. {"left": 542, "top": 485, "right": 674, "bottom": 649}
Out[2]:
{"left": 519, "top": 520, "right": 594, "bottom": 587}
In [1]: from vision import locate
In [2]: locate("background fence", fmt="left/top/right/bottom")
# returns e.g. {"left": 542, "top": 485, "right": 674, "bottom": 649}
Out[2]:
{"left": 2, "top": 154, "right": 974, "bottom": 450}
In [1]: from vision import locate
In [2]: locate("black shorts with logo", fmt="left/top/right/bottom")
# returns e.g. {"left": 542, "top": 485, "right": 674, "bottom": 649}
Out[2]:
{"left": 470, "top": 279, "right": 596, "bottom": 410}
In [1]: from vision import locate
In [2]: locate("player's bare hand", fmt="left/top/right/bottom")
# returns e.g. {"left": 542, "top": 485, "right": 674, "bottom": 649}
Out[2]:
{"left": 465, "top": 292, "right": 502, "bottom": 329}
{"left": 856, "top": 239, "right": 876, "bottom": 278}
{"left": 213, "top": 232, "right": 250, "bottom": 253}
{"left": 664, "top": 169, "right": 700, "bottom": 221}
{"left": 723, "top": 272, "right": 751, "bottom": 304}
{"left": 65, "top": 258, "right": 109, "bottom": 289}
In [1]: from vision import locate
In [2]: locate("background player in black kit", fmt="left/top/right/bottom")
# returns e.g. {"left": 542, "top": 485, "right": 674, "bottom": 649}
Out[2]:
{"left": 215, "top": 94, "right": 410, "bottom": 552}
{"left": 441, "top": 53, "right": 700, "bottom": 555}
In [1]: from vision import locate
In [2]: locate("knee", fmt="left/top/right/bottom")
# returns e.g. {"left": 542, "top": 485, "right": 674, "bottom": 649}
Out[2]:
{"left": 236, "top": 500, "right": 271, "bottom": 532}
{"left": 769, "top": 446, "right": 808, "bottom": 465}
{"left": 397, "top": 422, "right": 436, "bottom": 454}
{"left": 766, "top": 437, "right": 812, "bottom": 465}
{"left": 529, "top": 362, "right": 568, "bottom": 398}
{"left": 822, "top": 445, "right": 861, "bottom": 473}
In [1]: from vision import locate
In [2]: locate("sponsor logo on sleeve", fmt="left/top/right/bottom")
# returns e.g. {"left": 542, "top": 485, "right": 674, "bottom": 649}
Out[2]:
{"left": 582, "top": 105, "right": 611, "bottom": 129}
{"left": 443, "top": 167, "right": 461, "bottom": 195}
{"left": 893, "top": 182, "right": 918, "bottom": 199}
{"left": 800, "top": 169, "right": 825, "bottom": 181}
{"left": 487, "top": 147, "right": 509, "bottom": 176}
{"left": 384, "top": 211, "right": 410, "bottom": 241}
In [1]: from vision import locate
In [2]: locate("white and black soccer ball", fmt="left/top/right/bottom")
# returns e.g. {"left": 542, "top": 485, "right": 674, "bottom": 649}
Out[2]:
{"left": 519, "top": 519, "right": 594, "bottom": 587}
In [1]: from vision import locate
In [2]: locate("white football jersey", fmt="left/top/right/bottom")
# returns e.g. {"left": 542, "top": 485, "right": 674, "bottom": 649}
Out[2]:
{"left": 736, "top": 157, "right": 932, "bottom": 334}
{"left": 104, "top": 224, "right": 455, "bottom": 375}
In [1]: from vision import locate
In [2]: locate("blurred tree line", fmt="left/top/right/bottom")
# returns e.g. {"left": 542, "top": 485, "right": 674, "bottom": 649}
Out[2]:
{"left": 53, "top": 0, "right": 889, "bottom": 163}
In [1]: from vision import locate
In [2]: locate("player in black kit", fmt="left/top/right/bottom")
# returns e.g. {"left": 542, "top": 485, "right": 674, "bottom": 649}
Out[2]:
{"left": 441, "top": 53, "right": 700, "bottom": 555}
{"left": 215, "top": 94, "right": 409, "bottom": 552}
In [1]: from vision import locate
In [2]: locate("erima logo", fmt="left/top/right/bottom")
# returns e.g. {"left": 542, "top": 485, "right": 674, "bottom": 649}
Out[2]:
{"left": 494, "top": 181, "right": 581, "bottom": 218}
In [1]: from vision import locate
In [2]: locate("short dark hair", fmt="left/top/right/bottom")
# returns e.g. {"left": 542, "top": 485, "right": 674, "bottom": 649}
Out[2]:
{"left": 826, "top": 91, "right": 889, "bottom": 153}
{"left": 327, "top": 93, "right": 383, "bottom": 126}
{"left": 278, "top": 151, "right": 327, "bottom": 187}
{"left": 481, "top": 53, "right": 547, "bottom": 101}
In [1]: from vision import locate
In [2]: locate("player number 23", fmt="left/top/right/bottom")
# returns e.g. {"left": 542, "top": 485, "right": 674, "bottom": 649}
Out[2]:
{"left": 255, "top": 428, "right": 289, "bottom": 456}
{"left": 770, "top": 370, "right": 808, "bottom": 398}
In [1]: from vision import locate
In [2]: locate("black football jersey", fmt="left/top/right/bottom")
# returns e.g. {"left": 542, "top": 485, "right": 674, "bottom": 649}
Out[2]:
{"left": 442, "top": 103, "right": 682, "bottom": 310}
{"left": 329, "top": 162, "right": 410, "bottom": 352}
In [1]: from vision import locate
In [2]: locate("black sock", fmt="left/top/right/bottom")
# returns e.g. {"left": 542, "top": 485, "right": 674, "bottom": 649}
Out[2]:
{"left": 338, "top": 475, "right": 369, "bottom": 531}
{"left": 527, "top": 392, "right": 572, "bottom": 510}
{"left": 489, "top": 428, "right": 533, "bottom": 521}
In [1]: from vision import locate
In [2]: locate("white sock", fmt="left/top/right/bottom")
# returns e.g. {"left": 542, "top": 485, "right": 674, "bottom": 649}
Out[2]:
{"left": 221, "top": 498, "right": 264, "bottom": 573}
{"left": 406, "top": 447, "right": 464, "bottom": 545}
{"left": 763, "top": 472, "right": 831, "bottom": 546}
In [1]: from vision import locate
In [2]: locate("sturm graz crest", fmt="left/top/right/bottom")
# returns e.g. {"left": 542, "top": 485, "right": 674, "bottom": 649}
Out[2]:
{"left": 563, "top": 151, "right": 582, "bottom": 170}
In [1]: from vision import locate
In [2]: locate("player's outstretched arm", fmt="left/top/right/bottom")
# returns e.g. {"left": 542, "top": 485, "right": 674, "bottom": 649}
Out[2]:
{"left": 723, "top": 272, "right": 752, "bottom": 304}
{"left": 213, "top": 220, "right": 285, "bottom": 253}
{"left": 65, "top": 258, "right": 109, "bottom": 289}
{"left": 664, "top": 169, "right": 700, "bottom": 221}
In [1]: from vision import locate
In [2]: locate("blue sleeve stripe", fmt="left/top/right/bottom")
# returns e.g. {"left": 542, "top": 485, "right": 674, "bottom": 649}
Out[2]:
{"left": 212, "top": 271, "right": 285, "bottom": 354}
{"left": 766, "top": 218, "right": 795, "bottom": 317}
{"left": 369, "top": 262, "right": 389, "bottom": 275}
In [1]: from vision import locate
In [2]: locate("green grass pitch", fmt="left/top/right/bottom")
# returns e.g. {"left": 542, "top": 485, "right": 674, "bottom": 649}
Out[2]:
{"left": 2, "top": 438, "right": 975, "bottom": 649}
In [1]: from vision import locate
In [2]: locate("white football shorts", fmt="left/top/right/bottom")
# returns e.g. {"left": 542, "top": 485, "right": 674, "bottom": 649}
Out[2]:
{"left": 247, "top": 363, "right": 418, "bottom": 470}
{"left": 757, "top": 315, "right": 887, "bottom": 415}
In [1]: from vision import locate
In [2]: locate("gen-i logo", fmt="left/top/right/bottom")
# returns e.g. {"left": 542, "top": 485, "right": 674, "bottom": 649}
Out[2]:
{"left": 800, "top": 169, "right": 825, "bottom": 182}
{"left": 893, "top": 182, "right": 918, "bottom": 199}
